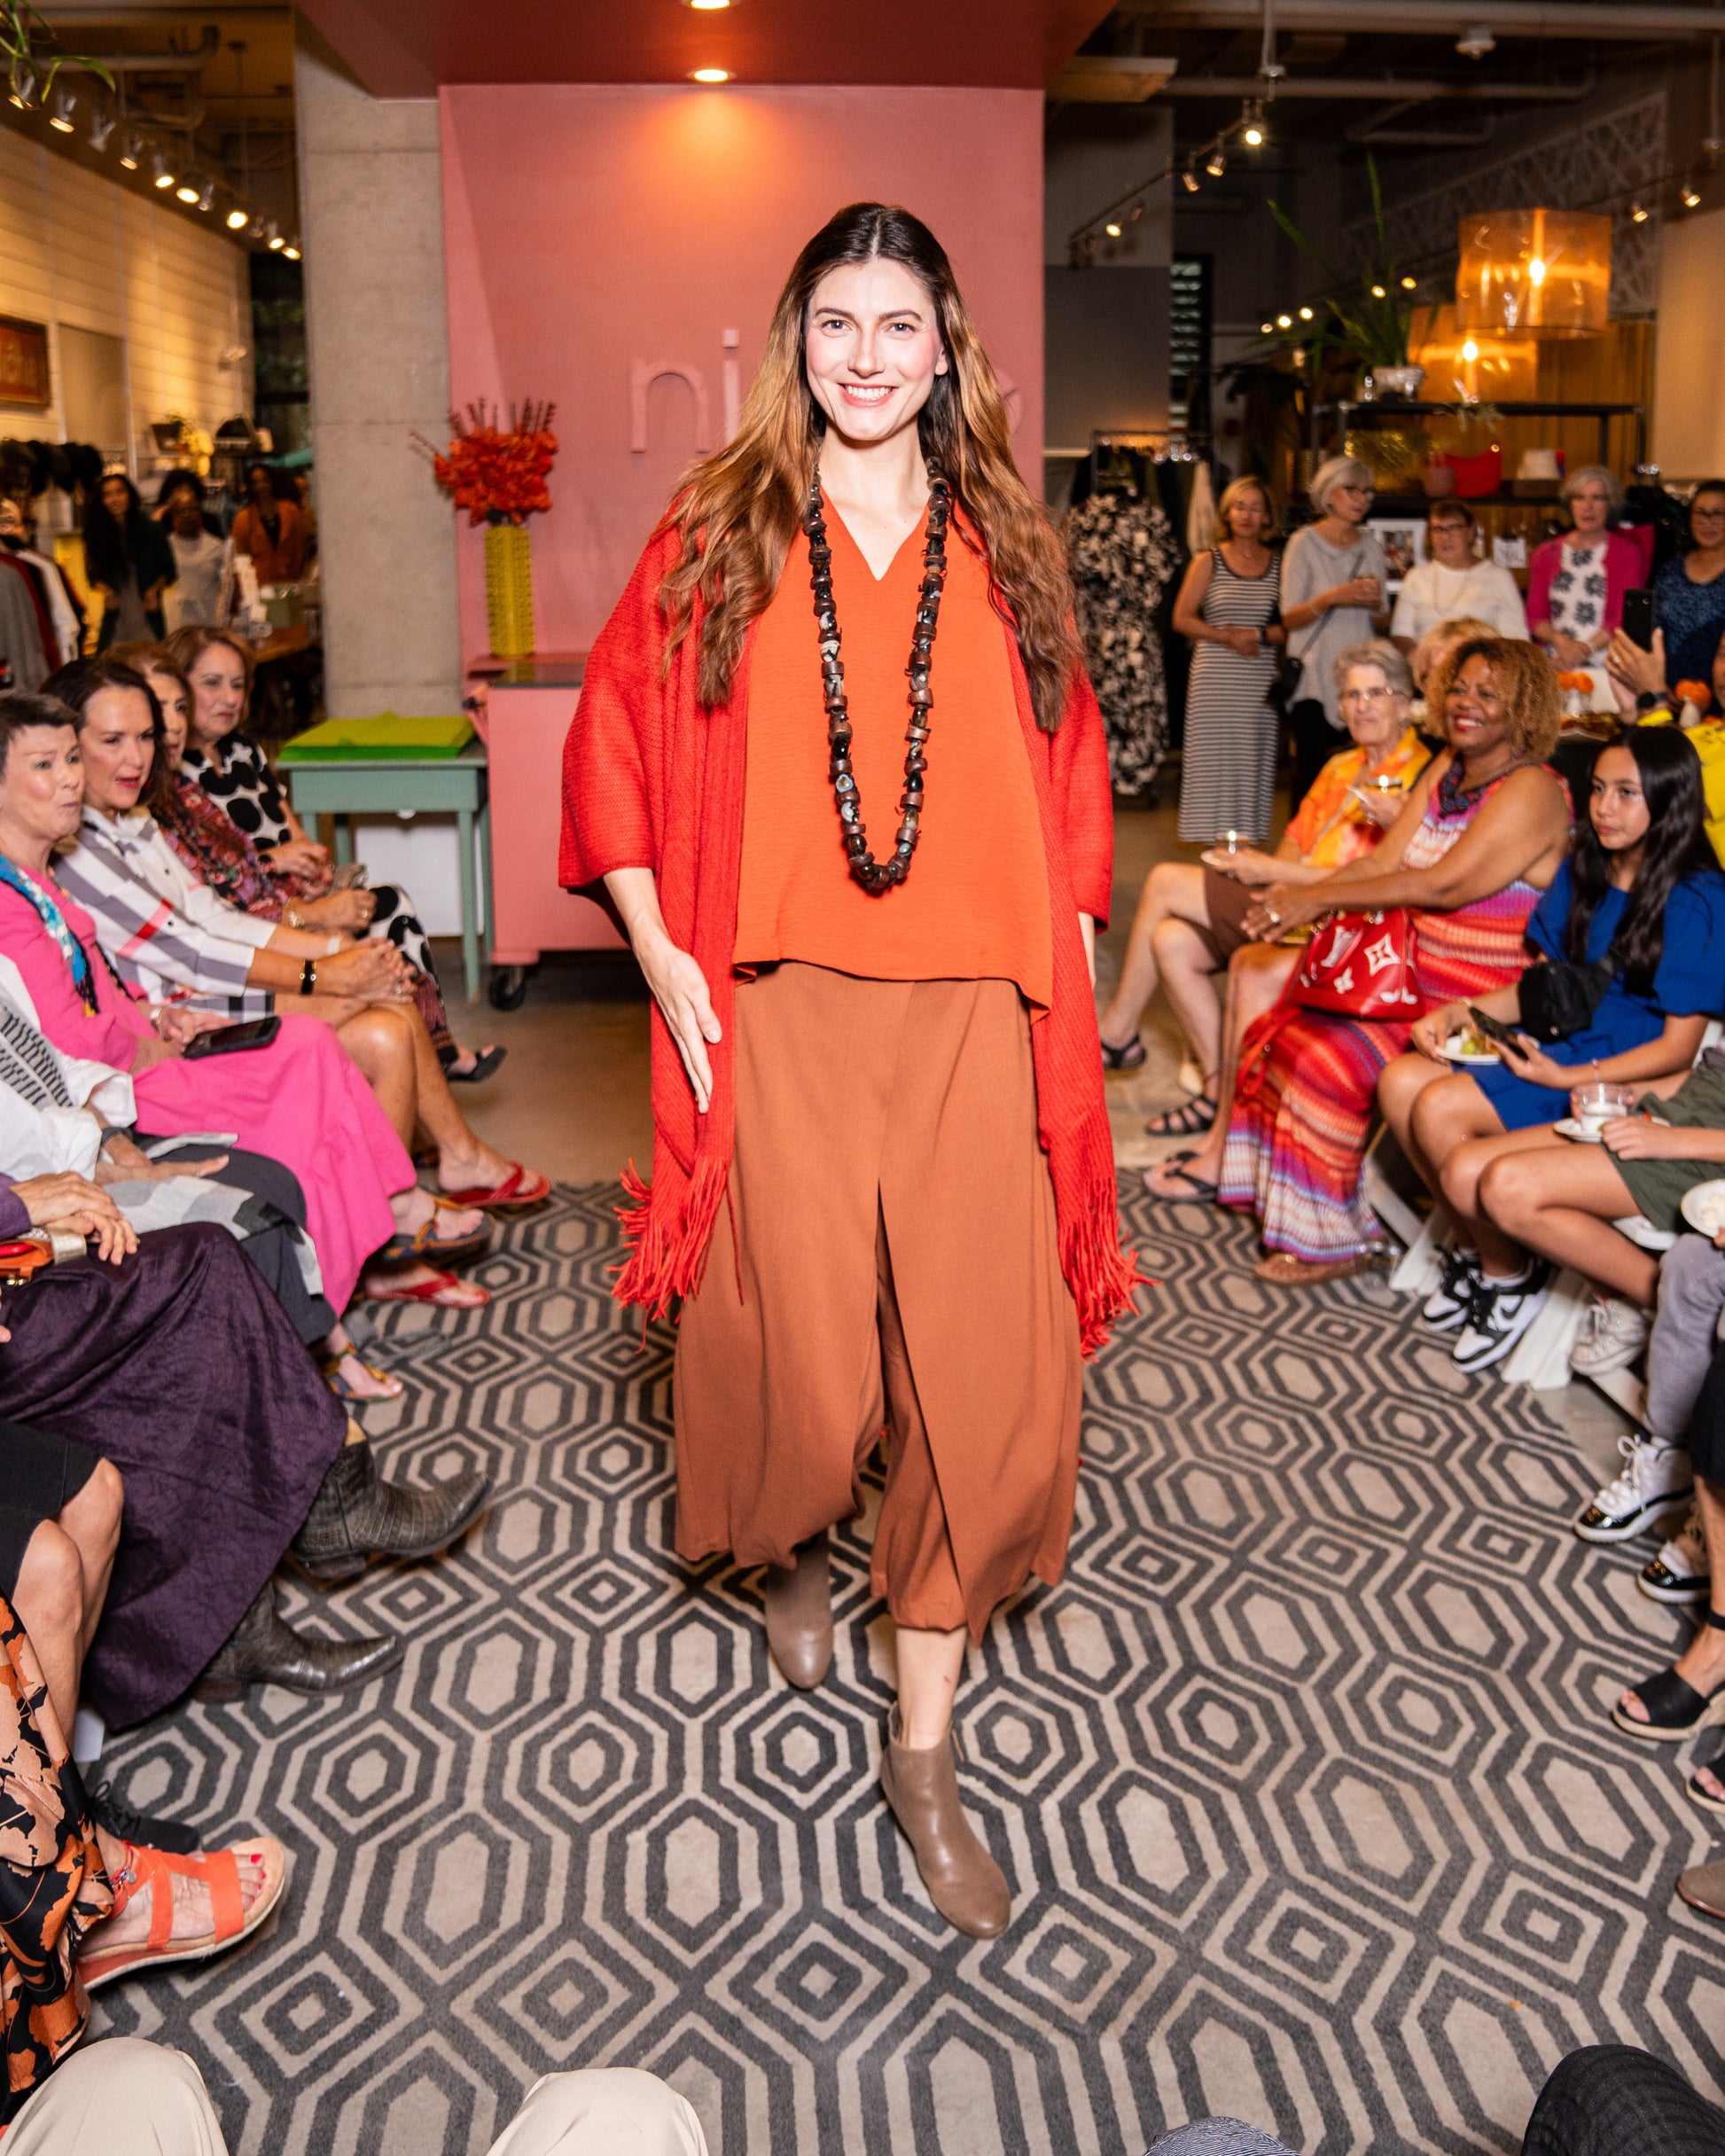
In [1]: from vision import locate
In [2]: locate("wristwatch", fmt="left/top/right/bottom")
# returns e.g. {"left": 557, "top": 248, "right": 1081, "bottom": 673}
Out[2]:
{"left": 301, "top": 958, "right": 317, "bottom": 995}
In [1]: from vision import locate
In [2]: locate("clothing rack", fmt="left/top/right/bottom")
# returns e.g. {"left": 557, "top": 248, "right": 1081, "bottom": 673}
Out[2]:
{"left": 1088, "top": 428, "right": 1214, "bottom": 496}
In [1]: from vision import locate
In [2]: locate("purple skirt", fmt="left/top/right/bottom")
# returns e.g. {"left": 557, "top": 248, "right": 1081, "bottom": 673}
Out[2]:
{"left": 0, "top": 1223, "right": 346, "bottom": 1726}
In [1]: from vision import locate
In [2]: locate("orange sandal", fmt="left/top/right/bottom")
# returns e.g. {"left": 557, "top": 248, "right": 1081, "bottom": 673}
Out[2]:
{"left": 81, "top": 1835, "right": 288, "bottom": 1992}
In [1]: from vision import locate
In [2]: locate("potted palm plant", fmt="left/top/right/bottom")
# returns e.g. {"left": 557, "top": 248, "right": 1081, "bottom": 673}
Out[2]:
{"left": 1261, "top": 154, "right": 1424, "bottom": 400}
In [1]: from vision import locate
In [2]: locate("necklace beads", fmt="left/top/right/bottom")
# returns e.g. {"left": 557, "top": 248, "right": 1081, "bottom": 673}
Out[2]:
{"left": 802, "top": 466, "right": 951, "bottom": 893}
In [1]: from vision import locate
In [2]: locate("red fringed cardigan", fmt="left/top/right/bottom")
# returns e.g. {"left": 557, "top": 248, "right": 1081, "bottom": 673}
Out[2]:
{"left": 558, "top": 526, "right": 1140, "bottom": 1357}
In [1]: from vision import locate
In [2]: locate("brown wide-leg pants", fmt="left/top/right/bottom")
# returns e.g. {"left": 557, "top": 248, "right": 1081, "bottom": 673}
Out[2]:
{"left": 674, "top": 962, "right": 1083, "bottom": 1640}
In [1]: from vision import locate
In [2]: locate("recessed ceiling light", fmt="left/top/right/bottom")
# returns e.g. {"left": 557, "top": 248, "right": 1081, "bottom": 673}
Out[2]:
{"left": 226, "top": 207, "right": 248, "bottom": 230}
{"left": 690, "top": 66, "right": 730, "bottom": 82}
{"left": 176, "top": 181, "right": 199, "bottom": 203}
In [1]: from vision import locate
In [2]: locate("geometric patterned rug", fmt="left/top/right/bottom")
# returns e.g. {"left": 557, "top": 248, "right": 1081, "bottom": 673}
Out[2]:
{"left": 90, "top": 1181, "right": 1725, "bottom": 2156}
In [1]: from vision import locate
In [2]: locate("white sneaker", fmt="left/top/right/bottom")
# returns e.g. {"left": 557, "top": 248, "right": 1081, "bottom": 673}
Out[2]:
{"left": 1453, "top": 1263, "right": 1553, "bottom": 1374}
{"left": 1571, "top": 1295, "right": 1651, "bottom": 1376}
{"left": 1423, "top": 1246, "right": 1482, "bottom": 1333}
{"left": 1639, "top": 1504, "right": 1712, "bottom": 1605}
{"left": 1573, "top": 1433, "right": 1691, "bottom": 1543}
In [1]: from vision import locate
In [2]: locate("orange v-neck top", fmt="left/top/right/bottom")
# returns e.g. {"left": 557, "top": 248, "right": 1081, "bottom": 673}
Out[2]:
{"left": 734, "top": 505, "right": 1053, "bottom": 1009}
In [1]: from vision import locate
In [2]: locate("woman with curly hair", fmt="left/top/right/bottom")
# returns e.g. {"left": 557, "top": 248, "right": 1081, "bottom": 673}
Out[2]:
{"left": 1218, "top": 637, "right": 1571, "bottom": 1285}
{"left": 561, "top": 202, "right": 1135, "bottom": 1938}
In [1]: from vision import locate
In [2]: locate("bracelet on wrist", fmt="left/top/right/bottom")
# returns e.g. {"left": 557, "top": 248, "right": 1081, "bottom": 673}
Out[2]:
{"left": 301, "top": 958, "right": 317, "bottom": 996}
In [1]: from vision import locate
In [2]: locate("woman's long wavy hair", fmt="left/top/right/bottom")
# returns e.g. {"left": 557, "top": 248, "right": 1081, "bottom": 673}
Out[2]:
{"left": 658, "top": 202, "right": 1082, "bottom": 731}
{"left": 1565, "top": 726, "right": 1720, "bottom": 993}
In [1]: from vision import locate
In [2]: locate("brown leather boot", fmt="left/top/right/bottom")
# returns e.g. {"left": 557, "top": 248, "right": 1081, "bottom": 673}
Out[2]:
{"left": 879, "top": 1706, "right": 1011, "bottom": 1938}
{"left": 762, "top": 1530, "right": 832, "bottom": 1689}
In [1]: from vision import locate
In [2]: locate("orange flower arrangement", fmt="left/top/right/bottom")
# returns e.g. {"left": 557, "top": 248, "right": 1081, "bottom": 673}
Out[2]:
{"left": 1556, "top": 671, "right": 1595, "bottom": 694}
{"left": 415, "top": 400, "right": 558, "bottom": 526}
{"left": 1675, "top": 678, "right": 1713, "bottom": 708}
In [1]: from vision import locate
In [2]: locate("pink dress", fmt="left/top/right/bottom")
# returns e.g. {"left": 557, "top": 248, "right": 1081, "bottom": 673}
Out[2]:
{"left": 0, "top": 870, "right": 411, "bottom": 1309}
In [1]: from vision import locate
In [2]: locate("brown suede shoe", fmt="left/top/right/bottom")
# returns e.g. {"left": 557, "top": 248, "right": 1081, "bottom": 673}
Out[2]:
{"left": 762, "top": 1530, "right": 832, "bottom": 1689}
{"left": 1678, "top": 1856, "right": 1725, "bottom": 1920}
{"left": 879, "top": 1707, "right": 1011, "bottom": 1938}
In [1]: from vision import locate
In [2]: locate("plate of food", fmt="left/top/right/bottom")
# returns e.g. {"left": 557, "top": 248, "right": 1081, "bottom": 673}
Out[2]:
{"left": 1681, "top": 1179, "right": 1725, "bottom": 1237}
{"left": 1440, "top": 1026, "right": 1501, "bottom": 1066}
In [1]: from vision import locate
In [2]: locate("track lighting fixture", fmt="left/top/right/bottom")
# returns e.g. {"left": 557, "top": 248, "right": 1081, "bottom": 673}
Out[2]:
{"left": 1206, "top": 145, "right": 1226, "bottom": 177}
{"left": 1261, "top": 321, "right": 1274, "bottom": 335}
{"left": 690, "top": 66, "right": 730, "bottom": 82}
{"left": 1629, "top": 200, "right": 1649, "bottom": 223}
{"left": 267, "top": 223, "right": 284, "bottom": 250}
{"left": 8, "top": 64, "right": 36, "bottom": 111}
{"left": 227, "top": 207, "right": 249, "bottom": 230}
{"left": 1370, "top": 283, "right": 1387, "bottom": 298}
{"left": 1241, "top": 98, "right": 1266, "bottom": 147}
{"left": 1276, "top": 313, "right": 1292, "bottom": 329}
{"left": 175, "top": 180, "right": 199, "bottom": 203}
{"left": 1683, "top": 180, "right": 1702, "bottom": 207}
{"left": 1401, "top": 275, "right": 1417, "bottom": 290}
{"left": 88, "top": 106, "right": 116, "bottom": 151}
{"left": 1182, "top": 163, "right": 1200, "bottom": 193}
{"left": 283, "top": 243, "right": 301, "bottom": 260}
{"left": 152, "top": 149, "right": 176, "bottom": 189}
{"left": 1104, "top": 221, "right": 1122, "bottom": 238}
{"left": 196, "top": 179, "right": 215, "bottom": 212}
{"left": 48, "top": 87, "right": 74, "bottom": 132}
{"left": 119, "top": 132, "right": 141, "bottom": 169}
{"left": 1299, "top": 305, "right": 1314, "bottom": 320}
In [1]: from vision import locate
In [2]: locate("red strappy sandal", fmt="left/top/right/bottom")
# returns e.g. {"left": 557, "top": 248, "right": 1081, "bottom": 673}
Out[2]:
{"left": 81, "top": 1834, "right": 288, "bottom": 1992}
{"left": 437, "top": 1161, "right": 550, "bottom": 1214}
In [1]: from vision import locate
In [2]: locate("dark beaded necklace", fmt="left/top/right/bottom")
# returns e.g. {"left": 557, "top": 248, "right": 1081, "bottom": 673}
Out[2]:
{"left": 802, "top": 465, "right": 952, "bottom": 892}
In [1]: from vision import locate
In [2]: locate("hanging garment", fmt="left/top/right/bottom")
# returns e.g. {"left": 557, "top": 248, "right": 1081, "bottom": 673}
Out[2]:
{"left": 1065, "top": 491, "right": 1183, "bottom": 794}
{"left": 0, "top": 556, "right": 49, "bottom": 691}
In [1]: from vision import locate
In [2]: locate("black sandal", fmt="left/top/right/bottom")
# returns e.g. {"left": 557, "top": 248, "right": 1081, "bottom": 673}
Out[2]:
{"left": 1613, "top": 1612, "right": 1725, "bottom": 1741}
{"left": 1690, "top": 1732, "right": 1725, "bottom": 1816}
{"left": 1143, "top": 1152, "right": 1218, "bottom": 1204}
{"left": 1100, "top": 1035, "right": 1146, "bottom": 1073}
{"left": 1145, "top": 1093, "right": 1217, "bottom": 1139}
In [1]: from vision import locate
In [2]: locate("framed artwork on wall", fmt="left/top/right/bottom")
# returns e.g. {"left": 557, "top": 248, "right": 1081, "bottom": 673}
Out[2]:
{"left": 0, "top": 318, "right": 51, "bottom": 410}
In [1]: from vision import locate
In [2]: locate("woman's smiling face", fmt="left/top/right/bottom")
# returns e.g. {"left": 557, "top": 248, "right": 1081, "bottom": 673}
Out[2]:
{"left": 804, "top": 258, "right": 948, "bottom": 450}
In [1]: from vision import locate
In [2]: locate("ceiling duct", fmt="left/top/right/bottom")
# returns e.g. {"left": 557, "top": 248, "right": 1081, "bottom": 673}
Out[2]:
{"left": 1119, "top": 0, "right": 1725, "bottom": 38}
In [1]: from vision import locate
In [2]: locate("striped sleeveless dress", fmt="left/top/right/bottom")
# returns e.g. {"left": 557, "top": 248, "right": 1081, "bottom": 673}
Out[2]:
{"left": 1177, "top": 547, "right": 1281, "bottom": 844}
{"left": 1219, "top": 761, "right": 1550, "bottom": 1262}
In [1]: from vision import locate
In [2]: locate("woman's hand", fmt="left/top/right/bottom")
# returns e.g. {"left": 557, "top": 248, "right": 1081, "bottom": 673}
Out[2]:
{"left": 1605, "top": 627, "right": 1667, "bottom": 699}
{"left": 1223, "top": 848, "right": 1284, "bottom": 887}
{"left": 320, "top": 941, "right": 410, "bottom": 1001}
{"left": 11, "top": 1172, "right": 137, "bottom": 1263}
{"left": 293, "top": 889, "right": 377, "bottom": 933}
{"left": 1333, "top": 575, "right": 1382, "bottom": 611}
{"left": 1494, "top": 1034, "right": 1576, "bottom": 1090}
{"left": 269, "top": 837, "right": 330, "bottom": 879}
{"left": 1221, "top": 625, "right": 1262, "bottom": 659}
{"left": 1548, "top": 631, "right": 1593, "bottom": 669}
{"left": 1244, "top": 882, "right": 1323, "bottom": 941}
{"left": 1411, "top": 1000, "right": 1469, "bottom": 1063}
{"left": 94, "top": 1134, "right": 230, "bottom": 1185}
{"left": 1352, "top": 785, "right": 1405, "bottom": 830}
{"left": 636, "top": 926, "right": 722, "bottom": 1113}
{"left": 152, "top": 1004, "right": 224, "bottom": 1047}
{"left": 1597, "top": 1114, "right": 1701, "bottom": 1160}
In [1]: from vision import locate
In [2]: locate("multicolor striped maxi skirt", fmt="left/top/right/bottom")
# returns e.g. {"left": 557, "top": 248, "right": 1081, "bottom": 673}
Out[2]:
{"left": 1218, "top": 907, "right": 1534, "bottom": 1263}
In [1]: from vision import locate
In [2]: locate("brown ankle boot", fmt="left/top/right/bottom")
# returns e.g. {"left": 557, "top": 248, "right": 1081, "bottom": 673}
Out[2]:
{"left": 762, "top": 1530, "right": 832, "bottom": 1689}
{"left": 879, "top": 1706, "right": 1011, "bottom": 1938}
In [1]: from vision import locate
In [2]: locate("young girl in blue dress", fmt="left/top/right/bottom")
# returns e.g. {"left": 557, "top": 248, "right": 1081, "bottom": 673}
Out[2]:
{"left": 1385, "top": 726, "right": 1725, "bottom": 1369}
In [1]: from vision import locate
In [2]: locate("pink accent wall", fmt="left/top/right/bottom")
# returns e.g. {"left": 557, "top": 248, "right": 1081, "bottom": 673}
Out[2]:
{"left": 439, "top": 84, "right": 1045, "bottom": 662}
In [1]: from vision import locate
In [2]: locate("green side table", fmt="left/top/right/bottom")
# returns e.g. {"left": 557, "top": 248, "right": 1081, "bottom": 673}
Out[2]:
{"left": 285, "top": 745, "right": 491, "bottom": 1001}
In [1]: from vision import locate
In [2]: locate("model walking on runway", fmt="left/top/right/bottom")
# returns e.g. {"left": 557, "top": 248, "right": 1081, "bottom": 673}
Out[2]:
{"left": 561, "top": 203, "right": 1136, "bottom": 1937}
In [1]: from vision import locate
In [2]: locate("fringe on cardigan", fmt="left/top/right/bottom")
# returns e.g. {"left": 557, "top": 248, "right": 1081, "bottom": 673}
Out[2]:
{"left": 615, "top": 1111, "right": 1140, "bottom": 1359}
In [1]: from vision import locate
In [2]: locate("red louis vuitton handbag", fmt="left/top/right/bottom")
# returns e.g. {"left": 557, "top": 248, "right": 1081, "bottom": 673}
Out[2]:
{"left": 1291, "top": 909, "right": 1424, "bottom": 1019}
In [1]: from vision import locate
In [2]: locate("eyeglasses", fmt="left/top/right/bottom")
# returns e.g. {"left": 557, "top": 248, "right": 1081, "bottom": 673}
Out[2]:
{"left": 1341, "top": 685, "right": 1398, "bottom": 703}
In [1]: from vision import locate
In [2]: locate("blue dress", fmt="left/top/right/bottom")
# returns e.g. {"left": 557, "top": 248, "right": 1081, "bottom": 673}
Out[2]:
{"left": 1654, "top": 555, "right": 1725, "bottom": 690}
{"left": 1474, "top": 863, "right": 1725, "bottom": 1130}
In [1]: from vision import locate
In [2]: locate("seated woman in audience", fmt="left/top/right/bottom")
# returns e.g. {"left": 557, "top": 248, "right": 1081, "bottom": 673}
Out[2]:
{"left": 164, "top": 627, "right": 501, "bottom": 1080}
{"left": 0, "top": 945, "right": 404, "bottom": 1400}
{"left": 1140, "top": 641, "right": 1432, "bottom": 1196}
{"left": 1218, "top": 638, "right": 1571, "bottom": 1285}
{"left": 1380, "top": 729, "right": 1725, "bottom": 1371}
{"left": 0, "top": 691, "right": 495, "bottom": 1312}
{"left": 1526, "top": 465, "right": 1641, "bottom": 715}
{"left": 1608, "top": 622, "right": 1725, "bottom": 869}
{"left": 0, "top": 1200, "right": 487, "bottom": 1722}
{"left": 1390, "top": 501, "right": 1528, "bottom": 650}
{"left": 43, "top": 666, "right": 547, "bottom": 1281}
{"left": 1605, "top": 483, "right": 1725, "bottom": 712}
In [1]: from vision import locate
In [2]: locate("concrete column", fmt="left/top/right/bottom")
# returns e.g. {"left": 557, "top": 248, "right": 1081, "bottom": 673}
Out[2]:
{"left": 295, "top": 27, "right": 460, "bottom": 718}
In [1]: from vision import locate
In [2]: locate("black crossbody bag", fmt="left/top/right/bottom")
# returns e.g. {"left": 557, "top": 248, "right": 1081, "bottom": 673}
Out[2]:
{"left": 1518, "top": 954, "right": 1619, "bottom": 1043}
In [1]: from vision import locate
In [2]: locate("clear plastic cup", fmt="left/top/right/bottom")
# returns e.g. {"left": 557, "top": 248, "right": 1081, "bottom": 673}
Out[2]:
{"left": 1570, "top": 1082, "right": 1637, "bottom": 1135}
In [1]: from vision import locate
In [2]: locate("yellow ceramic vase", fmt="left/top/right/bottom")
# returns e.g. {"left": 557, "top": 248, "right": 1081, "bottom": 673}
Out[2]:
{"left": 484, "top": 522, "right": 535, "bottom": 658}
